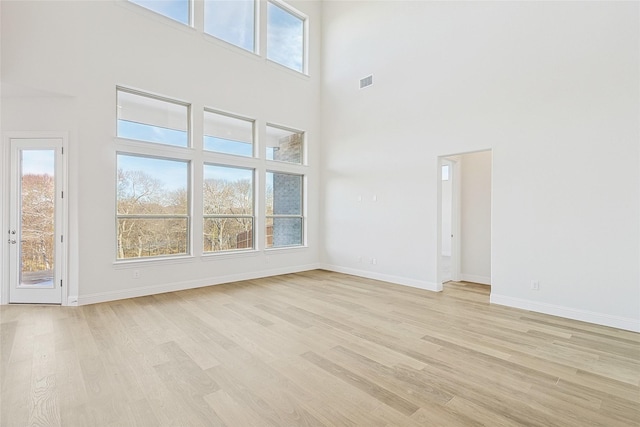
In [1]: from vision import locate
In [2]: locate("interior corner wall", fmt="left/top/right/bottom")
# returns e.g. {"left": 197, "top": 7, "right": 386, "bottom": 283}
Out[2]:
{"left": 320, "top": 1, "right": 639, "bottom": 331}
{"left": 1, "top": 0, "right": 322, "bottom": 304}
{"left": 460, "top": 151, "right": 491, "bottom": 285}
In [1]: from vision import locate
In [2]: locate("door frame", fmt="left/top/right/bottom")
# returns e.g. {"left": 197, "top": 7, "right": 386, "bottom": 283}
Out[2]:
{"left": 2, "top": 131, "right": 69, "bottom": 305}
{"left": 437, "top": 155, "right": 461, "bottom": 291}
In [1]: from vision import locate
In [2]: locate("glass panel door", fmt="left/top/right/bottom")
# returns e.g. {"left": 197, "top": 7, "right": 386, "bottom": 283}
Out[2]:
{"left": 9, "top": 138, "right": 64, "bottom": 304}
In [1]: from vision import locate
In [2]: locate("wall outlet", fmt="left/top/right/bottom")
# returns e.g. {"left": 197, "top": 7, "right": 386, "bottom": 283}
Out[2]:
{"left": 133, "top": 269, "right": 140, "bottom": 279}
{"left": 371, "top": 258, "right": 377, "bottom": 265}
{"left": 357, "top": 256, "right": 362, "bottom": 263}
{"left": 531, "top": 280, "right": 539, "bottom": 290}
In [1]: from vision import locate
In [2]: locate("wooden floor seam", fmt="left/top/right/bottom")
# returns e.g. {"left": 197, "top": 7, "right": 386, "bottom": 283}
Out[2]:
{"left": 1, "top": 270, "right": 638, "bottom": 426}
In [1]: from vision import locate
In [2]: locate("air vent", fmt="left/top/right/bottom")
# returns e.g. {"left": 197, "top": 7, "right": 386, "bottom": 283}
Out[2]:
{"left": 359, "top": 74, "right": 373, "bottom": 89}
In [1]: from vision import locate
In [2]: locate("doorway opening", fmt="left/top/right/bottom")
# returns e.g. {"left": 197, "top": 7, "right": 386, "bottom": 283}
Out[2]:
{"left": 437, "top": 150, "right": 492, "bottom": 290}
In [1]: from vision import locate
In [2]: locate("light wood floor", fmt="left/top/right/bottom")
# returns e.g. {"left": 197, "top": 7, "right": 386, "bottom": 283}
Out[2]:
{"left": 1, "top": 270, "right": 639, "bottom": 426}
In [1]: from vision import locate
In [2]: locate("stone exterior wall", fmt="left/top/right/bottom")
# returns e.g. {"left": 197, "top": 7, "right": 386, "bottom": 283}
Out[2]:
{"left": 271, "top": 132, "right": 303, "bottom": 247}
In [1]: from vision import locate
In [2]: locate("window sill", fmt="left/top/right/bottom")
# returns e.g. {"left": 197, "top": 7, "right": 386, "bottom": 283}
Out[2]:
{"left": 265, "top": 245, "right": 308, "bottom": 254}
{"left": 113, "top": 255, "right": 195, "bottom": 268}
{"left": 201, "top": 249, "right": 260, "bottom": 261}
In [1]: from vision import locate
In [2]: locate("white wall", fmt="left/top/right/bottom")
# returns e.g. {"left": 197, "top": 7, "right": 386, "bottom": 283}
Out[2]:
{"left": 460, "top": 151, "right": 491, "bottom": 285}
{"left": 321, "top": 1, "right": 639, "bottom": 331}
{"left": 1, "top": 0, "right": 322, "bottom": 304}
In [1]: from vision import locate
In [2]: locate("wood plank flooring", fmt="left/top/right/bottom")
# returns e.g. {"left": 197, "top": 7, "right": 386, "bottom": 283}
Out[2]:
{"left": 1, "top": 270, "right": 639, "bottom": 426}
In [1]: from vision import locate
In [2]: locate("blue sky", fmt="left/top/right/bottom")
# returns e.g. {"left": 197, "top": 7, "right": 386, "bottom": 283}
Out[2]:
{"left": 118, "top": 153, "right": 188, "bottom": 192}
{"left": 204, "top": 135, "right": 253, "bottom": 157}
{"left": 267, "top": 2, "right": 304, "bottom": 72}
{"left": 22, "top": 150, "right": 54, "bottom": 176}
{"left": 204, "top": 0, "right": 254, "bottom": 52}
{"left": 204, "top": 164, "right": 252, "bottom": 183}
{"left": 130, "top": 0, "right": 189, "bottom": 24}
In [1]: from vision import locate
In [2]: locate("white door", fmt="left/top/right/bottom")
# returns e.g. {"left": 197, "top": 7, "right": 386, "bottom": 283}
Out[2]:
{"left": 8, "top": 138, "right": 64, "bottom": 304}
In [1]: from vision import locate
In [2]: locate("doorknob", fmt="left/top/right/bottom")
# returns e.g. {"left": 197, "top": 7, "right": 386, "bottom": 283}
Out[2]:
{"left": 8, "top": 239, "right": 16, "bottom": 244}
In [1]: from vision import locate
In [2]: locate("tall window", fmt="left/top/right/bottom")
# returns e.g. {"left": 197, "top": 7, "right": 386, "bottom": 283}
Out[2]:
{"left": 267, "top": 1, "right": 305, "bottom": 73}
{"left": 266, "top": 124, "right": 303, "bottom": 164}
{"left": 204, "top": 0, "right": 255, "bottom": 52}
{"left": 204, "top": 110, "right": 254, "bottom": 157}
{"left": 266, "top": 172, "right": 303, "bottom": 248}
{"left": 116, "top": 87, "right": 308, "bottom": 260}
{"left": 128, "top": 0, "right": 190, "bottom": 25}
{"left": 117, "top": 154, "right": 190, "bottom": 259}
{"left": 203, "top": 165, "right": 254, "bottom": 252}
{"left": 117, "top": 88, "right": 189, "bottom": 148}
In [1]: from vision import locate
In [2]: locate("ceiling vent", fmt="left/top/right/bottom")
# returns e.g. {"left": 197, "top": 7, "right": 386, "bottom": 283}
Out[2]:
{"left": 359, "top": 75, "right": 373, "bottom": 89}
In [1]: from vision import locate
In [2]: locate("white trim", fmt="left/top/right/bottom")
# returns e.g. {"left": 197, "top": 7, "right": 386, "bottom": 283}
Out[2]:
{"left": 321, "top": 264, "right": 440, "bottom": 292}
{"left": 77, "top": 263, "right": 321, "bottom": 305}
{"left": 490, "top": 293, "right": 640, "bottom": 333}
{"left": 459, "top": 274, "right": 491, "bottom": 285}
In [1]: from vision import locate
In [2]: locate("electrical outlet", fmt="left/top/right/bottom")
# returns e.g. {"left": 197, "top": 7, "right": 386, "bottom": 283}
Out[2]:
{"left": 133, "top": 270, "right": 140, "bottom": 279}
{"left": 357, "top": 256, "right": 362, "bottom": 263}
{"left": 531, "top": 280, "right": 539, "bottom": 290}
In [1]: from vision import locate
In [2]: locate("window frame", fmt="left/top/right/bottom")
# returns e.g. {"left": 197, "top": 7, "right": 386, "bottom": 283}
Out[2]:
{"left": 265, "top": 123, "right": 305, "bottom": 165}
{"left": 202, "top": 163, "right": 256, "bottom": 254}
{"left": 265, "top": 170, "right": 305, "bottom": 249}
{"left": 203, "top": 108, "right": 256, "bottom": 158}
{"left": 115, "top": 152, "right": 192, "bottom": 261}
{"left": 203, "top": 0, "right": 258, "bottom": 53}
{"left": 116, "top": 86, "right": 192, "bottom": 149}
{"left": 266, "top": 0, "right": 308, "bottom": 74}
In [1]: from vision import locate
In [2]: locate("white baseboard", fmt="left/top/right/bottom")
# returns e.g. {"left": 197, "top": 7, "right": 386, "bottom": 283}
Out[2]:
{"left": 321, "top": 264, "right": 440, "bottom": 292}
{"left": 490, "top": 293, "right": 640, "bottom": 333}
{"left": 77, "top": 263, "right": 322, "bottom": 306}
{"left": 459, "top": 274, "right": 491, "bottom": 285}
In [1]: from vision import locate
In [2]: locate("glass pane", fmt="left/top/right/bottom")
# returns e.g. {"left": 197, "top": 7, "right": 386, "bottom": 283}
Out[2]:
{"left": 117, "top": 155, "right": 189, "bottom": 260}
{"left": 266, "top": 125, "right": 303, "bottom": 164}
{"left": 203, "top": 111, "right": 254, "bottom": 156}
{"left": 203, "top": 165, "right": 253, "bottom": 215}
{"left": 128, "top": 0, "right": 190, "bottom": 25}
{"left": 266, "top": 217, "right": 302, "bottom": 248}
{"left": 117, "top": 155, "right": 188, "bottom": 215}
{"left": 117, "top": 218, "right": 188, "bottom": 259}
{"left": 266, "top": 172, "right": 302, "bottom": 216}
{"left": 204, "top": 218, "right": 253, "bottom": 252}
{"left": 204, "top": 0, "right": 255, "bottom": 52}
{"left": 442, "top": 165, "right": 450, "bottom": 181}
{"left": 19, "top": 150, "right": 56, "bottom": 287}
{"left": 117, "top": 89, "right": 189, "bottom": 147}
{"left": 267, "top": 1, "right": 304, "bottom": 72}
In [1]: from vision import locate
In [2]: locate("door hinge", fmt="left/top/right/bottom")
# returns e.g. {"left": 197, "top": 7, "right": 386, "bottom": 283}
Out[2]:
{"left": 60, "top": 280, "right": 63, "bottom": 288}
{"left": 61, "top": 147, "right": 64, "bottom": 155}
{"left": 61, "top": 191, "right": 64, "bottom": 199}
{"left": 61, "top": 235, "right": 63, "bottom": 243}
